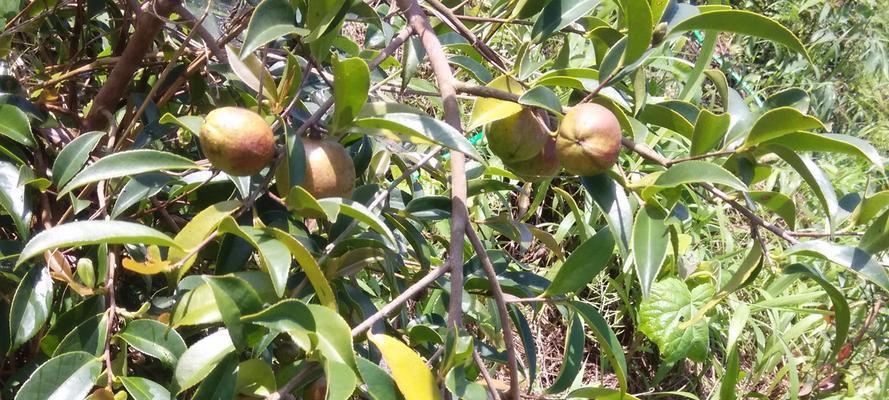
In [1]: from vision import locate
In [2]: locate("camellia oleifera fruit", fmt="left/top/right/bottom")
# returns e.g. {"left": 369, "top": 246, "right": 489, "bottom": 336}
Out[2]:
{"left": 503, "top": 138, "right": 560, "bottom": 182}
{"left": 555, "top": 103, "right": 622, "bottom": 176}
{"left": 200, "top": 107, "right": 275, "bottom": 176}
{"left": 486, "top": 107, "right": 549, "bottom": 164}
{"left": 302, "top": 138, "right": 356, "bottom": 199}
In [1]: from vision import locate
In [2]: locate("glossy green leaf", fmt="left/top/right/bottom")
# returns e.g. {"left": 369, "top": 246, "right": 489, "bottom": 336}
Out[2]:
{"left": 357, "top": 356, "right": 397, "bottom": 400}
{"left": 305, "top": 0, "right": 346, "bottom": 42}
{"left": 15, "top": 351, "right": 102, "bottom": 400}
{"left": 0, "top": 157, "right": 31, "bottom": 238}
{"left": 354, "top": 113, "right": 483, "bottom": 161}
{"left": 743, "top": 107, "right": 824, "bottom": 146}
{"left": 241, "top": 0, "right": 302, "bottom": 56}
{"left": 369, "top": 333, "right": 442, "bottom": 400}
{"left": 652, "top": 160, "right": 747, "bottom": 193}
{"left": 268, "top": 227, "right": 336, "bottom": 308}
{"left": 235, "top": 359, "right": 276, "bottom": 397}
{"left": 638, "top": 103, "right": 695, "bottom": 137}
{"left": 571, "top": 301, "right": 629, "bottom": 392}
{"left": 860, "top": 209, "right": 889, "bottom": 254}
{"left": 518, "top": 86, "right": 563, "bottom": 116}
{"left": 748, "top": 191, "right": 796, "bottom": 229}
{"left": 785, "top": 241, "right": 889, "bottom": 292}
{"left": 192, "top": 353, "right": 238, "bottom": 400}
{"left": 324, "top": 360, "right": 359, "bottom": 400}
{"left": 582, "top": 174, "right": 634, "bottom": 256}
{"left": 225, "top": 44, "right": 278, "bottom": 101}
{"left": 467, "top": 75, "right": 524, "bottom": 130}
{"left": 760, "top": 132, "right": 883, "bottom": 169}
{"left": 52, "top": 131, "right": 104, "bottom": 188}
{"left": 204, "top": 275, "right": 263, "bottom": 349}
{"left": 512, "top": 0, "right": 552, "bottom": 18}
{"left": 170, "top": 200, "right": 241, "bottom": 280}
{"left": 763, "top": 144, "right": 837, "bottom": 228}
{"left": 121, "top": 376, "right": 172, "bottom": 400}
{"left": 318, "top": 198, "right": 397, "bottom": 245}
{"left": 544, "top": 228, "right": 614, "bottom": 296}
{"left": 110, "top": 172, "right": 173, "bottom": 218}
{"left": 531, "top": 0, "right": 598, "bottom": 43}
{"left": 545, "top": 314, "right": 584, "bottom": 394}
{"left": 633, "top": 206, "right": 669, "bottom": 298}
{"left": 117, "top": 319, "right": 187, "bottom": 366}
{"left": 0, "top": 103, "right": 34, "bottom": 147}
{"left": 854, "top": 190, "right": 889, "bottom": 224}
{"left": 449, "top": 55, "right": 492, "bottom": 84}
{"left": 40, "top": 296, "right": 105, "bottom": 355}
{"left": 58, "top": 149, "right": 196, "bottom": 196}
{"left": 17, "top": 221, "right": 178, "bottom": 266}
{"left": 689, "top": 109, "right": 730, "bottom": 156}
{"left": 241, "top": 299, "right": 314, "bottom": 350}
{"left": 639, "top": 278, "right": 714, "bottom": 363}
{"left": 308, "top": 304, "right": 356, "bottom": 368}
{"left": 616, "top": 0, "right": 653, "bottom": 64}
{"left": 53, "top": 313, "right": 107, "bottom": 356}
{"left": 331, "top": 57, "right": 370, "bottom": 132}
{"left": 172, "top": 273, "right": 275, "bottom": 327}
{"left": 9, "top": 265, "right": 53, "bottom": 351}
{"left": 158, "top": 114, "right": 202, "bottom": 136}
{"left": 534, "top": 68, "right": 600, "bottom": 91}
{"left": 173, "top": 329, "right": 236, "bottom": 393}
{"left": 217, "top": 218, "right": 291, "bottom": 297}
{"left": 669, "top": 10, "right": 810, "bottom": 61}
{"left": 783, "top": 263, "right": 850, "bottom": 358}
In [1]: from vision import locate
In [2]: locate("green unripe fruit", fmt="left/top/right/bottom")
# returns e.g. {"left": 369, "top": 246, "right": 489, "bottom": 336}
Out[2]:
{"left": 503, "top": 138, "right": 560, "bottom": 182}
{"left": 555, "top": 103, "right": 621, "bottom": 176}
{"left": 200, "top": 107, "right": 276, "bottom": 176}
{"left": 486, "top": 108, "right": 550, "bottom": 164}
{"left": 302, "top": 138, "right": 356, "bottom": 199}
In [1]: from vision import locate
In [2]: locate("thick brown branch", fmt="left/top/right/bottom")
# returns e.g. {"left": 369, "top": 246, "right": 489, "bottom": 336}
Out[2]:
{"left": 84, "top": 0, "right": 182, "bottom": 131}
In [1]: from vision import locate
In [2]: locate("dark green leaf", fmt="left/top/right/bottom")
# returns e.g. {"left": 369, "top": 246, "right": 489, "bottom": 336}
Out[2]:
{"left": 110, "top": 172, "right": 173, "bottom": 218}
{"left": 531, "top": 0, "right": 598, "bottom": 43}
{"left": 241, "top": 0, "right": 302, "bottom": 56}
{"left": 546, "top": 313, "right": 585, "bottom": 394}
{"left": 53, "top": 313, "right": 107, "bottom": 356}
{"left": 117, "top": 319, "right": 187, "bottom": 366}
{"left": 783, "top": 264, "right": 850, "bottom": 358}
{"left": 616, "top": 0, "right": 653, "bottom": 64}
{"left": 173, "top": 329, "right": 236, "bottom": 393}
{"left": 15, "top": 351, "right": 102, "bottom": 400}
{"left": 52, "top": 131, "right": 104, "bottom": 188}
{"left": 58, "top": 150, "right": 195, "bottom": 196}
{"left": 763, "top": 145, "right": 837, "bottom": 228}
{"left": 217, "top": 218, "right": 291, "bottom": 297}
{"left": 17, "top": 221, "right": 178, "bottom": 266}
{"left": 9, "top": 265, "right": 53, "bottom": 351}
{"left": 571, "top": 301, "right": 629, "bottom": 392}
{"left": 518, "top": 86, "right": 563, "bottom": 116}
{"left": 760, "top": 132, "right": 883, "bottom": 169}
{"left": 544, "top": 228, "right": 614, "bottom": 296}
{"left": 354, "top": 113, "right": 483, "bottom": 161}
{"left": 785, "top": 241, "right": 889, "bottom": 292}
{"left": 748, "top": 191, "right": 796, "bottom": 230}
{"left": 0, "top": 103, "right": 34, "bottom": 147}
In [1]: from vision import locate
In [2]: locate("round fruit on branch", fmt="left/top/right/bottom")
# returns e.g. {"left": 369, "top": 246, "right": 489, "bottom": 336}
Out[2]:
{"left": 486, "top": 107, "right": 550, "bottom": 164}
{"left": 555, "top": 103, "right": 622, "bottom": 176}
{"left": 503, "top": 138, "right": 560, "bottom": 182}
{"left": 200, "top": 107, "right": 276, "bottom": 176}
{"left": 301, "top": 138, "right": 356, "bottom": 199}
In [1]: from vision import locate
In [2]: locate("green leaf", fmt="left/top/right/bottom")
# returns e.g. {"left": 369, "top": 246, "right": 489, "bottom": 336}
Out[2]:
{"left": 354, "top": 113, "right": 483, "bottom": 161}
{"left": 318, "top": 198, "right": 397, "bottom": 245}
{"left": 616, "top": 0, "right": 653, "bottom": 64}
{"left": 217, "top": 218, "right": 291, "bottom": 297}
{"left": 689, "top": 109, "right": 730, "bottom": 156}
{"left": 235, "top": 359, "right": 276, "bottom": 397}
{"left": 860, "top": 209, "right": 889, "bottom": 254}
{"left": 331, "top": 57, "right": 370, "bottom": 133}
{"left": 681, "top": 243, "right": 763, "bottom": 329}
{"left": 783, "top": 264, "right": 850, "bottom": 358}
{"left": 241, "top": 0, "right": 302, "bottom": 56}
{"left": 40, "top": 296, "right": 105, "bottom": 356}
{"left": 743, "top": 107, "right": 824, "bottom": 146}
{"left": 638, "top": 103, "right": 695, "bottom": 138}
{"left": 170, "top": 200, "right": 241, "bottom": 280}
{"left": 854, "top": 190, "right": 889, "bottom": 224}
{"left": 225, "top": 44, "right": 278, "bottom": 101}
{"left": 571, "top": 301, "right": 629, "bottom": 392}
{"left": 173, "top": 329, "right": 236, "bottom": 393}
{"left": 203, "top": 275, "right": 263, "bottom": 349}
{"left": 512, "top": 0, "right": 552, "bottom": 18}
{"left": 582, "top": 174, "right": 634, "bottom": 256}
{"left": 307, "top": 304, "right": 356, "bottom": 368}
{"left": 651, "top": 160, "right": 747, "bottom": 194}
{"left": 192, "top": 353, "right": 238, "bottom": 400}
{"left": 669, "top": 10, "right": 810, "bottom": 61}
{"left": 633, "top": 206, "right": 669, "bottom": 298}
{"left": 567, "top": 387, "right": 640, "bottom": 400}
{"left": 53, "top": 313, "right": 107, "bottom": 356}
{"left": 357, "top": 356, "right": 398, "bottom": 400}
{"left": 544, "top": 228, "right": 614, "bottom": 296}
{"left": 305, "top": 0, "right": 346, "bottom": 42}
{"left": 15, "top": 351, "right": 102, "bottom": 400}
{"left": 0, "top": 157, "right": 31, "bottom": 238}
{"left": 268, "top": 227, "right": 336, "bottom": 309}
{"left": 9, "top": 265, "right": 53, "bottom": 352}
{"left": 0, "top": 103, "right": 34, "bottom": 147}
{"left": 531, "top": 0, "right": 598, "bottom": 43}
{"left": 158, "top": 114, "right": 203, "bottom": 136}
{"left": 639, "top": 278, "right": 714, "bottom": 363}
{"left": 518, "top": 86, "right": 563, "bottom": 116}
{"left": 545, "top": 314, "right": 585, "bottom": 394}
{"left": 368, "top": 333, "right": 442, "bottom": 400}
{"left": 467, "top": 75, "right": 524, "bottom": 130}
{"left": 324, "top": 360, "right": 359, "bottom": 400}
{"left": 110, "top": 172, "right": 173, "bottom": 218}
{"left": 449, "top": 55, "right": 492, "bottom": 84}
{"left": 760, "top": 132, "right": 883, "bottom": 169}
{"left": 763, "top": 144, "right": 837, "bottom": 228}
{"left": 121, "top": 376, "right": 172, "bottom": 400}
{"left": 17, "top": 221, "right": 178, "bottom": 266}
{"left": 51, "top": 131, "right": 104, "bottom": 188}
{"left": 117, "top": 319, "right": 187, "bottom": 366}
{"left": 785, "top": 241, "right": 889, "bottom": 292}
{"left": 748, "top": 191, "right": 796, "bottom": 229}
{"left": 58, "top": 149, "right": 196, "bottom": 196}
{"left": 241, "top": 299, "right": 314, "bottom": 350}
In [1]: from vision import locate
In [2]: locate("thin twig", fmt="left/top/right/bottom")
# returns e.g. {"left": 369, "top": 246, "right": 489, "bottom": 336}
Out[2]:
{"left": 473, "top": 347, "right": 503, "bottom": 400}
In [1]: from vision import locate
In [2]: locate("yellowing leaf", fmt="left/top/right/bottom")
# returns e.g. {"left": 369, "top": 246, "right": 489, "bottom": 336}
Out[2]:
{"left": 123, "top": 246, "right": 173, "bottom": 275}
{"left": 368, "top": 334, "right": 442, "bottom": 400}
{"left": 170, "top": 200, "right": 241, "bottom": 280}
{"left": 467, "top": 75, "right": 525, "bottom": 130}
